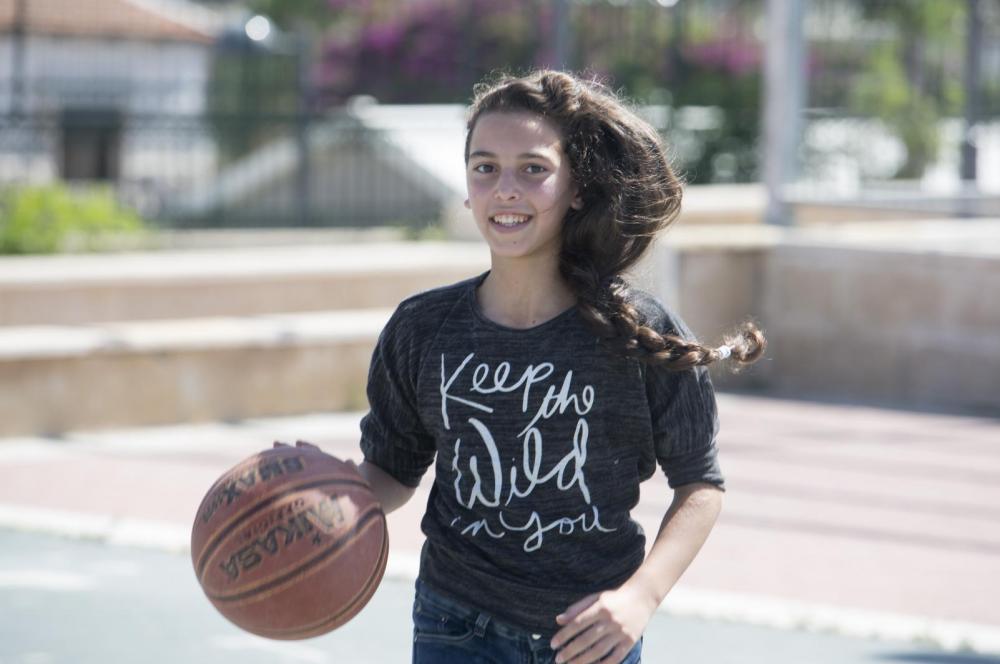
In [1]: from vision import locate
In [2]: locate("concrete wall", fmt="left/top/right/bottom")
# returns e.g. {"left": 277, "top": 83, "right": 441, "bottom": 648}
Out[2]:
{"left": 645, "top": 222, "right": 1000, "bottom": 414}
{"left": 761, "top": 242, "right": 1000, "bottom": 413}
{"left": 629, "top": 227, "right": 777, "bottom": 394}
{"left": 2, "top": 338, "right": 376, "bottom": 437}
{"left": 2, "top": 223, "right": 997, "bottom": 437}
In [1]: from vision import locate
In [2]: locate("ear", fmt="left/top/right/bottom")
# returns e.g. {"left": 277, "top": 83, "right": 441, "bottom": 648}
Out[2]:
{"left": 464, "top": 199, "right": 471, "bottom": 209}
{"left": 570, "top": 191, "right": 583, "bottom": 211}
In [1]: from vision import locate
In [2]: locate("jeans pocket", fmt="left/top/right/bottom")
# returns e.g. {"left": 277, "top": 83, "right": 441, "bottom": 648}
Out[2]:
{"left": 623, "top": 636, "right": 643, "bottom": 664}
{"left": 412, "top": 598, "right": 476, "bottom": 645}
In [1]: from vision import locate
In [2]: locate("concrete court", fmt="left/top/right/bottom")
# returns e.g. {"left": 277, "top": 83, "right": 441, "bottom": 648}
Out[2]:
{"left": 4, "top": 529, "right": 995, "bottom": 664}
{"left": 0, "top": 392, "right": 998, "bottom": 657}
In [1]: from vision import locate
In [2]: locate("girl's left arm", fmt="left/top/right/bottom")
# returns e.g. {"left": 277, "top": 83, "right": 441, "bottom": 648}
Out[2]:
{"left": 550, "top": 482, "right": 724, "bottom": 664}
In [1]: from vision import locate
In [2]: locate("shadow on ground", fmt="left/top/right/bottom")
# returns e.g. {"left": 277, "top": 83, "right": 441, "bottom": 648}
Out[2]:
{"left": 879, "top": 653, "right": 1000, "bottom": 664}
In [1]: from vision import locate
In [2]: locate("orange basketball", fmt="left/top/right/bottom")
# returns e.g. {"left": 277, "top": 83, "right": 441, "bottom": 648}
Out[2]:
{"left": 191, "top": 445, "right": 388, "bottom": 640}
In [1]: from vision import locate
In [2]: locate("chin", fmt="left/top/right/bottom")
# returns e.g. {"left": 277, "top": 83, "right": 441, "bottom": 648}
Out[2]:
{"left": 486, "top": 241, "right": 559, "bottom": 263}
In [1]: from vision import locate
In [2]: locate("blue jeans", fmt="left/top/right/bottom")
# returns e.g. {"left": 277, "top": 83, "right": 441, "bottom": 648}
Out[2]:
{"left": 412, "top": 578, "right": 642, "bottom": 664}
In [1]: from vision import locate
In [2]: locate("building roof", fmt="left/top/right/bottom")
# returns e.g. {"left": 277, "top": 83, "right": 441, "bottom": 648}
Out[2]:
{"left": 0, "top": 0, "right": 216, "bottom": 43}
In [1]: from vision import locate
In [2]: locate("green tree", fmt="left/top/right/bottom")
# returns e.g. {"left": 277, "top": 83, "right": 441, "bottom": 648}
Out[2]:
{"left": 852, "top": 0, "right": 965, "bottom": 178}
{"left": 206, "top": 42, "right": 301, "bottom": 165}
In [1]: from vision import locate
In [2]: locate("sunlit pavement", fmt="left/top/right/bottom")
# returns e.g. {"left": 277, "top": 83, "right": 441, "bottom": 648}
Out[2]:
{"left": 1, "top": 392, "right": 999, "bottom": 661}
{"left": 4, "top": 529, "right": 994, "bottom": 664}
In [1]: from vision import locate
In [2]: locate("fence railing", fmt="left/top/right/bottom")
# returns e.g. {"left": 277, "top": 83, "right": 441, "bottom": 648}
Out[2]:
{"left": 1, "top": 101, "right": 996, "bottom": 229}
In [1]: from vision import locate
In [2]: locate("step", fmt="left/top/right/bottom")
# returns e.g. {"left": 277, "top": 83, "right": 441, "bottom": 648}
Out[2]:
{"left": 0, "top": 242, "right": 490, "bottom": 326}
{"left": 0, "top": 309, "right": 393, "bottom": 437}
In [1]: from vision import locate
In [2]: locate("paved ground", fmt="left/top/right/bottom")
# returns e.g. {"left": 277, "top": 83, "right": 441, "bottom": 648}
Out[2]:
{"left": 0, "top": 392, "right": 998, "bottom": 659}
{"left": 5, "top": 530, "right": 997, "bottom": 664}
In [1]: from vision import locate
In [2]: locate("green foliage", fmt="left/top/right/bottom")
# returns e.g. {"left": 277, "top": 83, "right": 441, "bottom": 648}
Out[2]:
{"left": 858, "top": 0, "right": 964, "bottom": 42}
{"left": 850, "top": 0, "right": 967, "bottom": 178}
{"left": 247, "top": 0, "right": 336, "bottom": 32}
{"left": 0, "top": 184, "right": 146, "bottom": 255}
{"left": 671, "top": 67, "right": 762, "bottom": 184}
{"left": 207, "top": 51, "right": 301, "bottom": 166}
{"left": 851, "top": 44, "right": 909, "bottom": 117}
{"left": 895, "top": 98, "right": 942, "bottom": 179}
{"left": 402, "top": 223, "right": 449, "bottom": 242}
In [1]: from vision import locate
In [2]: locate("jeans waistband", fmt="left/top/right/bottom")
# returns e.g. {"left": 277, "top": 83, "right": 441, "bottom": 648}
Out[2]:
{"left": 414, "top": 578, "right": 556, "bottom": 643}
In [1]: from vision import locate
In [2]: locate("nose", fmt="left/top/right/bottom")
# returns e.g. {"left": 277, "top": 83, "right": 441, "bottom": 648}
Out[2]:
{"left": 494, "top": 170, "right": 520, "bottom": 201}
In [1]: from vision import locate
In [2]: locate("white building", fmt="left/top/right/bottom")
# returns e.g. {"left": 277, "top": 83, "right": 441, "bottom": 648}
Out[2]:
{"left": 0, "top": 0, "right": 220, "bottom": 198}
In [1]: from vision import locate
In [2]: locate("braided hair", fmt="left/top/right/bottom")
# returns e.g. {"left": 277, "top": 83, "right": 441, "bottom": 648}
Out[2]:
{"left": 465, "top": 70, "right": 765, "bottom": 371}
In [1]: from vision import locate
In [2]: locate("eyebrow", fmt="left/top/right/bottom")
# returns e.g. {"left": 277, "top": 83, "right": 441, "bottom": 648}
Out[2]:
{"left": 468, "top": 150, "right": 555, "bottom": 162}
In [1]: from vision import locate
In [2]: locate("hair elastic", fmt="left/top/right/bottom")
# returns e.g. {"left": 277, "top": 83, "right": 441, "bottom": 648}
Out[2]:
{"left": 715, "top": 345, "right": 732, "bottom": 360}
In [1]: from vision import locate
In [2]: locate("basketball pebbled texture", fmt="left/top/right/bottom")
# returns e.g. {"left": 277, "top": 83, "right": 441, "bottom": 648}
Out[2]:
{"left": 191, "top": 446, "right": 388, "bottom": 640}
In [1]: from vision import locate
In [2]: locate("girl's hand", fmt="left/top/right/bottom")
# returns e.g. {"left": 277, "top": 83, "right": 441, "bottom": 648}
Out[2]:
{"left": 273, "top": 439, "right": 322, "bottom": 452}
{"left": 550, "top": 584, "right": 657, "bottom": 664}
{"left": 273, "top": 440, "right": 359, "bottom": 473}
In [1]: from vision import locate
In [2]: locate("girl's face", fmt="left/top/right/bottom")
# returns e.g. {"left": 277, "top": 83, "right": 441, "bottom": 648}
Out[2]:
{"left": 465, "top": 111, "right": 582, "bottom": 264}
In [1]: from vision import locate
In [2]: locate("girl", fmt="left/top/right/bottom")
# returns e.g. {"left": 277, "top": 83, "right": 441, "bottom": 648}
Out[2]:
{"left": 356, "top": 70, "right": 764, "bottom": 663}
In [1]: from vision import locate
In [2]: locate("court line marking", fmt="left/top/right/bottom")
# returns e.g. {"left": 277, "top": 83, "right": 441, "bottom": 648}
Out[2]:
{"left": 0, "top": 502, "right": 998, "bottom": 655}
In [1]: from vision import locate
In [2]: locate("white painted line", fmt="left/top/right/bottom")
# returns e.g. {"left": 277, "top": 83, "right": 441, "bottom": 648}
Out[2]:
{"left": 0, "top": 411, "right": 369, "bottom": 463}
{"left": 107, "top": 518, "right": 190, "bottom": 554}
{"left": 209, "top": 634, "right": 331, "bottom": 662}
{"left": 0, "top": 570, "right": 97, "bottom": 592}
{"left": 2, "top": 502, "right": 999, "bottom": 655}
{"left": 26, "top": 412, "right": 368, "bottom": 456}
{"left": 661, "top": 587, "right": 1000, "bottom": 654}
{"left": 0, "top": 441, "right": 81, "bottom": 463}
{"left": 0, "top": 504, "right": 114, "bottom": 540}
{"left": 0, "top": 504, "right": 189, "bottom": 553}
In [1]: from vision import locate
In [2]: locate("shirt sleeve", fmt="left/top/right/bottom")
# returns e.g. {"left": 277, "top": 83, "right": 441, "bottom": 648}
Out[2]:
{"left": 359, "top": 303, "right": 437, "bottom": 488}
{"left": 643, "top": 307, "right": 726, "bottom": 491}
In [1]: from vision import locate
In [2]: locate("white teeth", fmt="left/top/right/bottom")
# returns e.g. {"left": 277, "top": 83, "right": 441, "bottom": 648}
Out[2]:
{"left": 492, "top": 214, "right": 531, "bottom": 226}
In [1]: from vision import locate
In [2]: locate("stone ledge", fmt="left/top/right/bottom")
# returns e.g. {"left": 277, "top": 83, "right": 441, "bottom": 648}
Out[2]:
{"left": 0, "top": 242, "right": 490, "bottom": 286}
{"left": 0, "top": 309, "right": 394, "bottom": 360}
{"left": 0, "top": 243, "right": 490, "bottom": 326}
{"left": 0, "top": 310, "right": 396, "bottom": 435}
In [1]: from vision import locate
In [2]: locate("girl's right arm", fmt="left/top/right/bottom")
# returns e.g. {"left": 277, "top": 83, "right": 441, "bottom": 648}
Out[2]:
{"left": 275, "top": 441, "right": 417, "bottom": 515}
{"left": 356, "top": 459, "right": 417, "bottom": 515}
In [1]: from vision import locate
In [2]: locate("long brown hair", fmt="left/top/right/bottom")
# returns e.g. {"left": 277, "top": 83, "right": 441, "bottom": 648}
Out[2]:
{"left": 465, "top": 69, "right": 765, "bottom": 371}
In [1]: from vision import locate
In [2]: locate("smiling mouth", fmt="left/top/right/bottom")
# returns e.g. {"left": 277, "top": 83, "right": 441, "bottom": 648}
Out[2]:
{"left": 490, "top": 214, "right": 533, "bottom": 227}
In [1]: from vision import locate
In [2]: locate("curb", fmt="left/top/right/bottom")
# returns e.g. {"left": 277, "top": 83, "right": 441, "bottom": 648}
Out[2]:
{"left": 0, "top": 503, "right": 997, "bottom": 655}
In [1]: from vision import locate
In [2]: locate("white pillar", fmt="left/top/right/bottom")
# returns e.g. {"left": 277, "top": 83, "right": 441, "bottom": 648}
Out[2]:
{"left": 762, "top": 0, "right": 806, "bottom": 226}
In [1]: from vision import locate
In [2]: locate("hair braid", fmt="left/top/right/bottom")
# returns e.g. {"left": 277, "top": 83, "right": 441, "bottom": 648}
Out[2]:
{"left": 466, "top": 69, "right": 766, "bottom": 372}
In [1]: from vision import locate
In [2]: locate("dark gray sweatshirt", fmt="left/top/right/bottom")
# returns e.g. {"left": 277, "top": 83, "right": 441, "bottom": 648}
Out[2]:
{"left": 360, "top": 271, "right": 723, "bottom": 635}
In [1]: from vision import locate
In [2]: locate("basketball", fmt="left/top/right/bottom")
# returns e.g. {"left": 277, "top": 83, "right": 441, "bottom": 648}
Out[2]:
{"left": 191, "top": 444, "right": 388, "bottom": 640}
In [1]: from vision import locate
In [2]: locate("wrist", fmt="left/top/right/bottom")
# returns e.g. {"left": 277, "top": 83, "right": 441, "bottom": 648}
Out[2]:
{"left": 620, "top": 576, "right": 663, "bottom": 616}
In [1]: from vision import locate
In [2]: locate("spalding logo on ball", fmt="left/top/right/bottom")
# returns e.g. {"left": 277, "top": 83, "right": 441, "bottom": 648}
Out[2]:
{"left": 191, "top": 445, "right": 387, "bottom": 639}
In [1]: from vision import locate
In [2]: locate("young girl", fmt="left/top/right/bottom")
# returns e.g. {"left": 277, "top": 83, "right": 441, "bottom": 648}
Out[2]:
{"left": 355, "top": 70, "right": 764, "bottom": 664}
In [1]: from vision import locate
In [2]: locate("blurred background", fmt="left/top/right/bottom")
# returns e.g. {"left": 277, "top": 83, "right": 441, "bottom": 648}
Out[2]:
{"left": 1, "top": 0, "right": 998, "bottom": 417}
{"left": 1, "top": 0, "right": 998, "bottom": 231}
{"left": 1, "top": 1, "right": 999, "bottom": 663}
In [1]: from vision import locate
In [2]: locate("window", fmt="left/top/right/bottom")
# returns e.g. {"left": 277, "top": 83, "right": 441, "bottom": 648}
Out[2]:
{"left": 60, "top": 109, "right": 122, "bottom": 181}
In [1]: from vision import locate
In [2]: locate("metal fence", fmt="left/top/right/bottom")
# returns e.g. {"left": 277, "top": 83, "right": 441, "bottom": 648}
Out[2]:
{"left": 1, "top": 0, "right": 997, "bottom": 230}
{"left": 0, "top": 81, "right": 763, "bottom": 230}
{"left": 0, "top": 97, "right": 446, "bottom": 231}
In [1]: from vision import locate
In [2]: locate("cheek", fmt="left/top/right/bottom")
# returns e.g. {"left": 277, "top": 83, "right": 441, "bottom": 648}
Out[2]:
{"left": 533, "top": 177, "right": 572, "bottom": 206}
{"left": 535, "top": 179, "right": 557, "bottom": 196}
{"left": 467, "top": 178, "right": 492, "bottom": 198}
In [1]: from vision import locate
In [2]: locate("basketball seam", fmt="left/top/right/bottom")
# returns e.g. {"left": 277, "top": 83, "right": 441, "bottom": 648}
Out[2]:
{"left": 206, "top": 505, "right": 385, "bottom": 603}
{"left": 194, "top": 450, "right": 305, "bottom": 520}
{"left": 257, "top": 520, "right": 390, "bottom": 639}
{"left": 194, "top": 476, "right": 369, "bottom": 578}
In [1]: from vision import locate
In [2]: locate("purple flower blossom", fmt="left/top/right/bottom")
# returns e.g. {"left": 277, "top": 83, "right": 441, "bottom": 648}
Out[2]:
{"left": 327, "top": 0, "right": 371, "bottom": 11}
{"left": 362, "top": 23, "right": 405, "bottom": 55}
{"left": 683, "top": 40, "right": 761, "bottom": 77}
